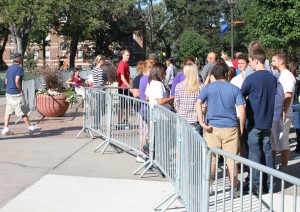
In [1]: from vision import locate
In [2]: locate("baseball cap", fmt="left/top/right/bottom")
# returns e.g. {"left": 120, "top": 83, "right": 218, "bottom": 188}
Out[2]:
{"left": 149, "top": 53, "right": 157, "bottom": 61}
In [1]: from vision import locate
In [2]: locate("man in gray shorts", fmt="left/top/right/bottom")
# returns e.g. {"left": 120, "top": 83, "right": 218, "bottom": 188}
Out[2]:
{"left": 2, "top": 53, "right": 42, "bottom": 136}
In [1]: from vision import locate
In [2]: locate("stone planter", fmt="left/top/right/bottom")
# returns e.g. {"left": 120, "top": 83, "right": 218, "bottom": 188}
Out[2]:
{"left": 36, "top": 94, "right": 69, "bottom": 117}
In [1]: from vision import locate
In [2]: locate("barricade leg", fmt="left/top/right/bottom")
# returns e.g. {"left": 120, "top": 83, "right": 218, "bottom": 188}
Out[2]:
{"left": 154, "top": 193, "right": 180, "bottom": 212}
{"left": 132, "top": 159, "right": 151, "bottom": 175}
{"left": 77, "top": 127, "right": 94, "bottom": 139}
{"left": 153, "top": 192, "right": 176, "bottom": 211}
{"left": 15, "top": 107, "right": 44, "bottom": 124}
{"left": 94, "top": 139, "right": 123, "bottom": 154}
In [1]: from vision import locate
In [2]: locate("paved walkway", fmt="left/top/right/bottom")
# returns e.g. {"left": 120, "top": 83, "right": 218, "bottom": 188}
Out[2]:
{"left": 0, "top": 97, "right": 182, "bottom": 212}
{"left": 0, "top": 96, "right": 299, "bottom": 211}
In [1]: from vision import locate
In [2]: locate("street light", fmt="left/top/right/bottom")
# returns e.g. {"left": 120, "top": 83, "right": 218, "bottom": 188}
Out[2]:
{"left": 227, "top": 0, "right": 236, "bottom": 59}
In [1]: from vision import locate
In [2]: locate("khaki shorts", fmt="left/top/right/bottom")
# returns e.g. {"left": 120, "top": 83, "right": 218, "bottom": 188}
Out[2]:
{"left": 5, "top": 93, "right": 29, "bottom": 117}
{"left": 204, "top": 126, "right": 240, "bottom": 164}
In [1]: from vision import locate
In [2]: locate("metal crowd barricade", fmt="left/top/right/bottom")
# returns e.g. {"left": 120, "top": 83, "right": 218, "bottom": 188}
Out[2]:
{"left": 77, "top": 87, "right": 111, "bottom": 140}
{"left": 15, "top": 79, "right": 43, "bottom": 124}
{"left": 204, "top": 148, "right": 300, "bottom": 212}
{"left": 95, "top": 87, "right": 149, "bottom": 157}
{"left": 152, "top": 105, "right": 208, "bottom": 212}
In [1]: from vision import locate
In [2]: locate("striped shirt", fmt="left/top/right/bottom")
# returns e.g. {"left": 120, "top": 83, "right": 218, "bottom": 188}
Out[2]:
{"left": 174, "top": 83, "right": 205, "bottom": 123}
{"left": 92, "top": 66, "right": 107, "bottom": 86}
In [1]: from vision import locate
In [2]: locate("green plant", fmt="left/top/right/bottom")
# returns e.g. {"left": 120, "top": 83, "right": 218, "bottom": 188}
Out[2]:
{"left": 33, "top": 65, "right": 78, "bottom": 105}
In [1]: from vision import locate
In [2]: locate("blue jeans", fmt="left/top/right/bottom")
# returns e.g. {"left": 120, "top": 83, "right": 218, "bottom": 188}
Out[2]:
{"left": 247, "top": 128, "right": 273, "bottom": 189}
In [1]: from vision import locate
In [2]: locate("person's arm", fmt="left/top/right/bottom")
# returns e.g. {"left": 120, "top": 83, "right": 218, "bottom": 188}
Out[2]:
{"left": 196, "top": 99, "right": 212, "bottom": 132}
{"left": 283, "top": 92, "right": 293, "bottom": 121}
{"left": 120, "top": 75, "right": 130, "bottom": 87}
{"left": 15, "top": 76, "right": 23, "bottom": 94}
{"left": 131, "top": 89, "right": 139, "bottom": 98}
{"left": 174, "top": 87, "right": 180, "bottom": 112}
{"left": 157, "top": 96, "right": 174, "bottom": 105}
{"left": 237, "top": 104, "right": 246, "bottom": 135}
{"left": 66, "top": 77, "right": 75, "bottom": 85}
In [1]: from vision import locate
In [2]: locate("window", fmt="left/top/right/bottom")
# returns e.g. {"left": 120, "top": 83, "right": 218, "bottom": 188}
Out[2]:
{"left": 77, "top": 50, "right": 83, "bottom": 60}
{"left": 46, "top": 51, "right": 50, "bottom": 60}
{"left": 60, "top": 43, "right": 67, "bottom": 51}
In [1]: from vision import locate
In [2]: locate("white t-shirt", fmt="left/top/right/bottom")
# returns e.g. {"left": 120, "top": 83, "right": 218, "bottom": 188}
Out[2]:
{"left": 276, "top": 69, "right": 296, "bottom": 117}
{"left": 230, "top": 73, "right": 244, "bottom": 89}
{"left": 230, "top": 73, "right": 245, "bottom": 117}
{"left": 145, "top": 80, "right": 171, "bottom": 110}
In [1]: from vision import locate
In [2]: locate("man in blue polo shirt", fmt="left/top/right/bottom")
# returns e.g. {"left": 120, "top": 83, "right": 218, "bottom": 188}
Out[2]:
{"left": 241, "top": 48, "right": 277, "bottom": 194}
{"left": 196, "top": 63, "right": 246, "bottom": 198}
{"left": 2, "top": 53, "right": 41, "bottom": 136}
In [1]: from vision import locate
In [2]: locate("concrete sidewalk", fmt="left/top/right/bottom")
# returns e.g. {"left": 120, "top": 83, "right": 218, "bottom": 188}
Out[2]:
{"left": 0, "top": 96, "right": 299, "bottom": 211}
{"left": 0, "top": 97, "right": 183, "bottom": 212}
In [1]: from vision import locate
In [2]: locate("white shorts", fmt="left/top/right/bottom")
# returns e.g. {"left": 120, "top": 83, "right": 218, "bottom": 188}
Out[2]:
{"left": 270, "top": 117, "right": 291, "bottom": 152}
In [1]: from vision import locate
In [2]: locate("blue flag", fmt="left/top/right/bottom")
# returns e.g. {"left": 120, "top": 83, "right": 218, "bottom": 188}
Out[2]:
{"left": 221, "top": 23, "right": 229, "bottom": 36}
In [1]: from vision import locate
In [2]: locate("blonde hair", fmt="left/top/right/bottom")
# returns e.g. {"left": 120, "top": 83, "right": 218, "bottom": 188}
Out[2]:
{"left": 137, "top": 60, "right": 144, "bottom": 75}
{"left": 143, "top": 59, "right": 155, "bottom": 74}
{"left": 94, "top": 54, "right": 106, "bottom": 64}
{"left": 182, "top": 64, "right": 199, "bottom": 93}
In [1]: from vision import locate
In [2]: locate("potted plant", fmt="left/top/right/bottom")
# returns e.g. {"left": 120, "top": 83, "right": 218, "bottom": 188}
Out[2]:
{"left": 33, "top": 65, "right": 78, "bottom": 117}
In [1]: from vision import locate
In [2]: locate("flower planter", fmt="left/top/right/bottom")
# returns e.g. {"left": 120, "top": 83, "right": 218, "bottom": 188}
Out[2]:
{"left": 36, "top": 94, "right": 69, "bottom": 117}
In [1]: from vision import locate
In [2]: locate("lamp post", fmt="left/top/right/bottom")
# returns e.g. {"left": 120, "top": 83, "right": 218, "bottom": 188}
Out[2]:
{"left": 227, "top": 0, "right": 236, "bottom": 58}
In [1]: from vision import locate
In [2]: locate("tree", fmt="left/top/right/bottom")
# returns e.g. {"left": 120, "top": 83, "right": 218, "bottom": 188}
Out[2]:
{"left": 239, "top": 0, "right": 300, "bottom": 61}
{"left": 0, "top": 0, "right": 65, "bottom": 57}
{"left": 0, "top": 23, "right": 9, "bottom": 70}
{"left": 172, "top": 29, "right": 209, "bottom": 63}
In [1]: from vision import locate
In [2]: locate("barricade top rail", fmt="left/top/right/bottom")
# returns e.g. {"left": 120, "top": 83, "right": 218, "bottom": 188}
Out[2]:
{"left": 209, "top": 147, "right": 300, "bottom": 186}
{"left": 179, "top": 116, "right": 208, "bottom": 147}
{"left": 153, "top": 104, "right": 178, "bottom": 117}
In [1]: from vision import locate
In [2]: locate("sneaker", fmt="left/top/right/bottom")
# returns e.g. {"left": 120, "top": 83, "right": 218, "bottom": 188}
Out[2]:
{"left": 233, "top": 188, "right": 240, "bottom": 198}
{"left": 210, "top": 187, "right": 214, "bottom": 196}
{"left": 2, "top": 127, "right": 14, "bottom": 135}
{"left": 28, "top": 125, "right": 42, "bottom": 135}
{"left": 136, "top": 155, "right": 148, "bottom": 163}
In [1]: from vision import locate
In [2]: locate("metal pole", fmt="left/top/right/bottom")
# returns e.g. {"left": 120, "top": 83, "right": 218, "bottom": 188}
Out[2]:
{"left": 230, "top": 2, "right": 235, "bottom": 59}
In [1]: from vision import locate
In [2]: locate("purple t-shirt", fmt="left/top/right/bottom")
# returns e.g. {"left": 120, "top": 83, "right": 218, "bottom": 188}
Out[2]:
{"left": 171, "top": 72, "right": 203, "bottom": 96}
{"left": 171, "top": 72, "right": 185, "bottom": 96}
{"left": 139, "top": 75, "right": 149, "bottom": 101}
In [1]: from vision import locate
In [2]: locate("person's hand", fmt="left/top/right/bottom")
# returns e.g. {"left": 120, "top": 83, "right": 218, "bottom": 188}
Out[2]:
{"left": 204, "top": 125, "right": 213, "bottom": 133}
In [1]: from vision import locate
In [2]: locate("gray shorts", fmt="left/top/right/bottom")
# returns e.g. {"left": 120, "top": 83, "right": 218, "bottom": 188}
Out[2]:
{"left": 5, "top": 93, "right": 29, "bottom": 117}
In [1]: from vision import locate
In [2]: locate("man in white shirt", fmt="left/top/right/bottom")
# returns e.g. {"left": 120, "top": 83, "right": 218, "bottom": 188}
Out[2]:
{"left": 271, "top": 52, "right": 296, "bottom": 172}
{"left": 230, "top": 53, "right": 248, "bottom": 89}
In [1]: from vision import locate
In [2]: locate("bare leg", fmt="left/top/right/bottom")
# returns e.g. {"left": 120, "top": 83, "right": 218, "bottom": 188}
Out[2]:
{"left": 4, "top": 114, "right": 11, "bottom": 128}
{"left": 281, "top": 149, "right": 290, "bottom": 167}
{"left": 22, "top": 115, "right": 31, "bottom": 127}
{"left": 227, "top": 162, "right": 238, "bottom": 189}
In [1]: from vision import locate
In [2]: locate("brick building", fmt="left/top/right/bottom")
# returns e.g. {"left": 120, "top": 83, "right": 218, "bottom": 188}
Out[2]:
{"left": 1, "top": 31, "right": 145, "bottom": 70}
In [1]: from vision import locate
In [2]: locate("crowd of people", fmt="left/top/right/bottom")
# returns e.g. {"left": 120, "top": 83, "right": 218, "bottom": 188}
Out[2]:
{"left": 3, "top": 41, "right": 299, "bottom": 199}
{"left": 112, "top": 41, "right": 300, "bottom": 198}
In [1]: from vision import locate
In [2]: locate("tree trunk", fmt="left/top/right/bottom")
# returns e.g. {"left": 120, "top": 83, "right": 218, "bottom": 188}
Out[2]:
{"left": 42, "top": 37, "right": 46, "bottom": 65}
{"left": 69, "top": 37, "right": 79, "bottom": 69}
{"left": 0, "top": 29, "right": 9, "bottom": 71}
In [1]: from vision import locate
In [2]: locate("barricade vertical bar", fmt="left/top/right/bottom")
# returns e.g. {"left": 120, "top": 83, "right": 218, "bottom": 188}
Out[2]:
{"left": 77, "top": 87, "right": 93, "bottom": 138}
